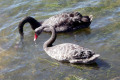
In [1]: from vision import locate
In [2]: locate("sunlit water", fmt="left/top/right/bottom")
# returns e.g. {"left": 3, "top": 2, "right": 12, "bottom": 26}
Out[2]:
{"left": 0, "top": 0, "right": 120, "bottom": 80}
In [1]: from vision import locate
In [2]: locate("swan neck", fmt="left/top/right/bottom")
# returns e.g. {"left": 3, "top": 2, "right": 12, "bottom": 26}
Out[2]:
{"left": 44, "top": 27, "right": 56, "bottom": 49}
{"left": 18, "top": 16, "right": 41, "bottom": 40}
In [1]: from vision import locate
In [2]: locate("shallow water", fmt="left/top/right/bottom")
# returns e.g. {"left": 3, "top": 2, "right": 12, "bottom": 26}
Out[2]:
{"left": 0, "top": 0, "right": 120, "bottom": 80}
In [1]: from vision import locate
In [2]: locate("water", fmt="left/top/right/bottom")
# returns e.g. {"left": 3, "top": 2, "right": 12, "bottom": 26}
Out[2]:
{"left": 0, "top": 0, "right": 120, "bottom": 80}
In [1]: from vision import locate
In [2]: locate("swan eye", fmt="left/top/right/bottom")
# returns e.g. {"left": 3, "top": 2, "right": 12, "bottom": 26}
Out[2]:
{"left": 35, "top": 32, "right": 39, "bottom": 36}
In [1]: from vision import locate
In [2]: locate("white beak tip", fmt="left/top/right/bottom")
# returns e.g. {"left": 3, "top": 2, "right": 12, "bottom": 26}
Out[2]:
{"left": 34, "top": 39, "right": 36, "bottom": 41}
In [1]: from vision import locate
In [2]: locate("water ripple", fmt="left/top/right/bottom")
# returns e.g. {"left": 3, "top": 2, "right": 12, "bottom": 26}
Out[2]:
{"left": 0, "top": 0, "right": 120, "bottom": 80}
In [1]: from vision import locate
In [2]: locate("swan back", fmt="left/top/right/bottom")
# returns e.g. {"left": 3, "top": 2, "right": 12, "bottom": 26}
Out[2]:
{"left": 41, "top": 12, "right": 92, "bottom": 32}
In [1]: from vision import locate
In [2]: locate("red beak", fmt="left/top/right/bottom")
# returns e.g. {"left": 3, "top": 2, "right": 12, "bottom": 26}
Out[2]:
{"left": 34, "top": 33, "right": 38, "bottom": 41}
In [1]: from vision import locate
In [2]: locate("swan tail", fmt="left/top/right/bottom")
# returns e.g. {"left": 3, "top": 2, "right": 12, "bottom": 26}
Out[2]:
{"left": 70, "top": 54, "right": 100, "bottom": 64}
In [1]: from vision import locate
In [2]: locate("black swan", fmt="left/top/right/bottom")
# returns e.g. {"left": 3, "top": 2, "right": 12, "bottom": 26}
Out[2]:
{"left": 19, "top": 12, "right": 93, "bottom": 42}
{"left": 34, "top": 26, "right": 99, "bottom": 64}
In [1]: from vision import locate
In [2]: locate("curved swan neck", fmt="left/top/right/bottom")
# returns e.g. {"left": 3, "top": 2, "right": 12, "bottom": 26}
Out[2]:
{"left": 43, "top": 27, "right": 56, "bottom": 49}
{"left": 18, "top": 16, "right": 41, "bottom": 40}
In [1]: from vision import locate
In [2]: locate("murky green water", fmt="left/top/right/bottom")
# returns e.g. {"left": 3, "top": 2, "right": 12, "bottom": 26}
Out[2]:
{"left": 0, "top": 0, "right": 120, "bottom": 80}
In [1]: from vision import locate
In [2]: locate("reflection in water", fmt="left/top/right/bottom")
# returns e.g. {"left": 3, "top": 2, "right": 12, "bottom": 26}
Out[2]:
{"left": 62, "top": 61, "right": 100, "bottom": 70}
{"left": 95, "top": 59, "right": 110, "bottom": 69}
{"left": 62, "top": 58, "right": 110, "bottom": 70}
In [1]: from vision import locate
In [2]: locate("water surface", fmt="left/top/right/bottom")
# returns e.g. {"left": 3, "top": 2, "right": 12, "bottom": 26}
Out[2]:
{"left": 0, "top": 0, "right": 120, "bottom": 80}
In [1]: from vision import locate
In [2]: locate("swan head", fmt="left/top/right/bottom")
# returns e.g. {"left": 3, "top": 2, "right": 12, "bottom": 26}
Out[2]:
{"left": 34, "top": 27, "right": 44, "bottom": 41}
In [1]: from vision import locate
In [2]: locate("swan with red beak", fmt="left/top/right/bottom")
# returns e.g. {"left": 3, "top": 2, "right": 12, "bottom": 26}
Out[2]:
{"left": 19, "top": 12, "right": 93, "bottom": 43}
{"left": 34, "top": 26, "right": 100, "bottom": 64}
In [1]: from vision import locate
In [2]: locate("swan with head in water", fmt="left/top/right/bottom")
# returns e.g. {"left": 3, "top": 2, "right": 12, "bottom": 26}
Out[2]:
{"left": 19, "top": 12, "right": 93, "bottom": 42}
{"left": 34, "top": 26, "right": 99, "bottom": 64}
